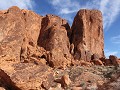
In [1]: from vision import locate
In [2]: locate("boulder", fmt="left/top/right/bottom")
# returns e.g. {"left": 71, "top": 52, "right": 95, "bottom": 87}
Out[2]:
{"left": 71, "top": 9, "right": 104, "bottom": 60}
{"left": 61, "top": 74, "right": 71, "bottom": 87}
{"left": 0, "top": 69, "right": 20, "bottom": 90}
{"left": 109, "top": 55, "right": 119, "bottom": 66}
{"left": 93, "top": 59, "right": 104, "bottom": 65}
{"left": 49, "top": 83, "right": 63, "bottom": 90}
{"left": 104, "top": 59, "right": 112, "bottom": 66}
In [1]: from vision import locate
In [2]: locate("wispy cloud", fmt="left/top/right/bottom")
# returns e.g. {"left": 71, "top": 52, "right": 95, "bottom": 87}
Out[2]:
{"left": 49, "top": 0, "right": 120, "bottom": 30}
{"left": 100, "top": 0, "right": 120, "bottom": 30}
{"left": 0, "top": 0, "right": 35, "bottom": 10}
{"left": 105, "top": 49, "right": 118, "bottom": 57}
{"left": 50, "top": 0, "right": 80, "bottom": 14}
{"left": 49, "top": 0, "right": 80, "bottom": 24}
{"left": 111, "top": 35, "right": 120, "bottom": 44}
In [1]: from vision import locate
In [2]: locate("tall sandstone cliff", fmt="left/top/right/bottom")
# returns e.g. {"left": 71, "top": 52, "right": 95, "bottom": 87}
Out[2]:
{"left": 71, "top": 10, "right": 104, "bottom": 61}
{"left": 0, "top": 6, "right": 105, "bottom": 69}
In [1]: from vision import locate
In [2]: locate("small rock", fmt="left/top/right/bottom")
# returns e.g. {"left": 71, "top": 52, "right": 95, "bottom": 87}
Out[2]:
{"left": 49, "top": 83, "right": 63, "bottom": 90}
{"left": 40, "top": 58, "right": 46, "bottom": 64}
{"left": 97, "top": 81, "right": 104, "bottom": 86}
{"left": 86, "top": 83, "right": 98, "bottom": 90}
{"left": 72, "top": 87, "right": 83, "bottom": 90}
{"left": 93, "top": 59, "right": 104, "bottom": 65}
{"left": 42, "top": 81, "right": 51, "bottom": 90}
{"left": 61, "top": 74, "right": 71, "bottom": 87}
{"left": 56, "top": 83, "right": 62, "bottom": 88}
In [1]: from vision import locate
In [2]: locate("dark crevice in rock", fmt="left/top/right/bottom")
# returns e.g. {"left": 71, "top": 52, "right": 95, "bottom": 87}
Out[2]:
{"left": 37, "top": 16, "right": 49, "bottom": 49}
{"left": 40, "top": 55, "right": 46, "bottom": 59}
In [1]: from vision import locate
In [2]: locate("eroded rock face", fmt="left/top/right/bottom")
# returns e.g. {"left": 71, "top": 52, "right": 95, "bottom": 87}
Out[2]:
{"left": 0, "top": 6, "right": 25, "bottom": 62}
{"left": 11, "top": 63, "right": 54, "bottom": 90}
{"left": 71, "top": 9, "right": 104, "bottom": 60}
{"left": 38, "top": 15, "right": 71, "bottom": 68}
{"left": 20, "top": 9, "right": 44, "bottom": 63}
{"left": 0, "top": 6, "right": 46, "bottom": 64}
{"left": 0, "top": 6, "right": 109, "bottom": 68}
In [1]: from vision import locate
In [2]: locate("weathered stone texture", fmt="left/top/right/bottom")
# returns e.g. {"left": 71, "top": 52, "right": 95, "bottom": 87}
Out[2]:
{"left": 0, "top": 6, "right": 25, "bottom": 62}
{"left": 71, "top": 9, "right": 104, "bottom": 60}
{"left": 38, "top": 15, "right": 71, "bottom": 68}
{"left": 0, "top": 6, "right": 46, "bottom": 64}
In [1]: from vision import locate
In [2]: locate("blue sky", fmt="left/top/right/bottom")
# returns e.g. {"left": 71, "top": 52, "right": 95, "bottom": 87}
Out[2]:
{"left": 0, "top": 0, "right": 120, "bottom": 58}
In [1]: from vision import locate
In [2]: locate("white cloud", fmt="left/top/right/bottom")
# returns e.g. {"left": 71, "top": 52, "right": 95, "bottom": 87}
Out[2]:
{"left": 111, "top": 35, "right": 120, "bottom": 44}
{"left": 105, "top": 49, "right": 118, "bottom": 58}
{"left": 100, "top": 0, "right": 120, "bottom": 30}
{"left": 49, "top": 0, "right": 120, "bottom": 30}
{"left": 49, "top": 0, "right": 80, "bottom": 23}
{"left": 50, "top": 0, "right": 80, "bottom": 14}
{"left": 0, "top": 0, "right": 35, "bottom": 10}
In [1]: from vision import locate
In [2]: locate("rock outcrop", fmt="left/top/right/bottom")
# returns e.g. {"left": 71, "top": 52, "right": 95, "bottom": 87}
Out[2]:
{"left": 20, "top": 9, "right": 43, "bottom": 63}
{"left": 71, "top": 9, "right": 104, "bottom": 61}
{"left": 1, "top": 6, "right": 119, "bottom": 69}
{"left": 0, "top": 6, "right": 25, "bottom": 62}
{"left": 0, "top": 6, "right": 72, "bottom": 68}
{"left": 0, "top": 6, "right": 45, "bottom": 64}
{"left": 37, "top": 15, "right": 71, "bottom": 68}
{"left": 109, "top": 55, "right": 119, "bottom": 66}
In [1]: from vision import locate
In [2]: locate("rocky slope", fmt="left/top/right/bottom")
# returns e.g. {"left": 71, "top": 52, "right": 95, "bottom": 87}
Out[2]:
{"left": 0, "top": 6, "right": 120, "bottom": 90}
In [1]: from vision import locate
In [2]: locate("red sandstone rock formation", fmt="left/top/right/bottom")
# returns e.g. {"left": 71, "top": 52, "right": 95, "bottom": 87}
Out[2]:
{"left": 0, "top": 6, "right": 48, "bottom": 67}
{"left": 20, "top": 9, "right": 43, "bottom": 62}
{"left": 37, "top": 14, "right": 71, "bottom": 68}
{"left": 0, "top": 6, "right": 72, "bottom": 68}
{"left": 0, "top": 6, "right": 25, "bottom": 62}
{"left": 71, "top": 9, "right": 104, "bottom": 61}
{"left": 0, "top": 6, "right": 120, "bottom": 90}
{"left": 0, "top": 6, "right": 119, "bottom": 68}
{"left": 0, "top": 6, "right": 45, "bottom": 63}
